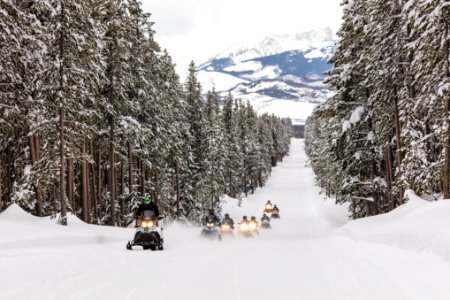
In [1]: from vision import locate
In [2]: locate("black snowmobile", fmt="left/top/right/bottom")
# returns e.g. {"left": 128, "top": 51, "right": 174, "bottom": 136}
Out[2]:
{"left": 220, "top": 220, "right": 234, "bottom": 236}
{"left": 271, "top": 206, "right": 280, "bottom": 219}
{"left": 260, "top": 218, "right": 271, "bottom": 229}
{"left": 201, "top": 215, "right": 222, "bottom": 241}
{"left": 127, "top": 210, "right": 164, "bottom": 251}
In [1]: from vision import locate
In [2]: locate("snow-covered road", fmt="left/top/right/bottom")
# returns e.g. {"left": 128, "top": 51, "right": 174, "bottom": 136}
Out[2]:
{"left": 2, "top": 139, "right": 450, "bottom": 300}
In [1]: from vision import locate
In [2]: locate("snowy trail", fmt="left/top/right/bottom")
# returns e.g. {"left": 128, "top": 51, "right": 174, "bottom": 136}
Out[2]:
{"left": 2, "top": 139, "right": 450, "bottom": 299}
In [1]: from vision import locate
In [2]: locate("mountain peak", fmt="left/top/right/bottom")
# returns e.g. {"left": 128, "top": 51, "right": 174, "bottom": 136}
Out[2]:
{"left": 196, "top": 28, "right": 336, "bottom": 125}
{"left": 207, "top": 28, "right": 335, "bottom": 65}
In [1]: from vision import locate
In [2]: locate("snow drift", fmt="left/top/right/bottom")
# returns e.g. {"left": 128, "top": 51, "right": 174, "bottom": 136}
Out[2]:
{"left": 340, "top": 189, "right": 450, "bottom": 260}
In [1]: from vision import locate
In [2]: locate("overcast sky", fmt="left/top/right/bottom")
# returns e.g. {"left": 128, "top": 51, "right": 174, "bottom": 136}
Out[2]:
{"left": 141, "top": 0, "right": 343, "bottom": 73}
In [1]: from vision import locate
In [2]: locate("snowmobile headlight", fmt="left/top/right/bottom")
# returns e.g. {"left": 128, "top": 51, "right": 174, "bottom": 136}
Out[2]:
{"left": 249, "top": 222, "right": 257, "bottom": 229}
{"left": 147, "top": 221, "right": 154, "bottom": 227}
{"left": 141, "top": 221, "right": 147, "bottom": 228}
{"left": 222, "top": 224, "right": 230, "bottom": 230}
{"left": 240, "top": 223, "right": 249, "bottom": 231}
{"left": 265, "top": 204, "right": 273, "bottom": 210}
{"left": 207, "top": 222, "right": 214, "bottom": 228}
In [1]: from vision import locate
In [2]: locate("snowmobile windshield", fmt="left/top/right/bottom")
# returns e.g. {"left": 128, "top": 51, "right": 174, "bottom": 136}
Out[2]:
{"left": 206, "top": 215, "right": 216, "bottom": 222}
{"left": 141, "top": 210, "right": 156, "bottom": 218}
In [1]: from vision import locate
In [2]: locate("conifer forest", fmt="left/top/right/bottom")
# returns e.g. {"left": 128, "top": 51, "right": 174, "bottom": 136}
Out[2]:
{"left": 0, "top": 0, "right": 292, "bottom": 225}
{"left": 305, "top": 0, "right": 450, "bottom": 219}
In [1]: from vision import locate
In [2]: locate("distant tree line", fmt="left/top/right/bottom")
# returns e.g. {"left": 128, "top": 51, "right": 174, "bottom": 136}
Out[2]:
{"left": 305, "top": 0, "right": 450, "bottom": 218}
{"left": 0, "top": 0, "right": 292, "bottom": 225}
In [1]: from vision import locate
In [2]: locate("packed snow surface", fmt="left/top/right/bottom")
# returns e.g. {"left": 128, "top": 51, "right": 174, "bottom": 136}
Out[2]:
{"left": 2, "top": 139, "right": 450, "bottom": 299}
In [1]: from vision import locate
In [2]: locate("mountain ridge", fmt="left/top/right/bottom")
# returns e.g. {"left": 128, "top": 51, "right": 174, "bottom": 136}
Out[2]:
{"left": 197, "top": 28, "right": 336, "bottom": 124}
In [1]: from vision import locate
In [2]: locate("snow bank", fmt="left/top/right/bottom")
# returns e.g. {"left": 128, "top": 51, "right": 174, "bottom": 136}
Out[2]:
{"left": 0, "top": 203, "right": 39, "bottom": 221}
{"left": 339, "top": 190, "right": 450, "bottom": 260}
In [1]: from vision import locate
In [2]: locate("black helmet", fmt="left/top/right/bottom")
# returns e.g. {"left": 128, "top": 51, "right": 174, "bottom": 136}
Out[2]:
{"left": 251, "top": 216, "right": 256, "bottom": 220}
{"left": 225, "top": 213, "right": 230, "bottom": 218}
{"left": 263, "top": 213, "right": 267, "bottom": 217}
{"left": 243, "top": 216, "right": 248, "bottom": 220}
{"left": 208, "top": 209, "right": 214, "bottom": 215}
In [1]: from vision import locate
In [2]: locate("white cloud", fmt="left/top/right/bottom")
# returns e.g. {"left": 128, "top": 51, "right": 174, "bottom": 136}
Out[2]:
{"left": 142, "top": 0, "right": 342, "bottom": 74}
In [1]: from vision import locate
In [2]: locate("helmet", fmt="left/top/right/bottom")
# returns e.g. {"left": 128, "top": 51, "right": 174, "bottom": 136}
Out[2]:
{"left": 143, "top": 195, "right": 152, "bottom": 204}
{"left": 208, "top": 209, "right": 214, "bottom": 215}
{"left": 263, "top": 213, "right": 267, "bottom": 217}
{"left": 251, "top": 216, "right": 256, "bottom": 220}
{"left": 243, "top": 216, "right": 248, "bottom": 220}
{"left": 267, "top": 200, "right": 271, "bottom": 203}
{"left": 225, "top": 213, "right": 229, "bottom": 218}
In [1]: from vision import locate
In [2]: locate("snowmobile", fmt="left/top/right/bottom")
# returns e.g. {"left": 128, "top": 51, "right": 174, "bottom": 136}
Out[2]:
{"left": 126, "top": 211, "right": 164, "bottom": 251}
{"left": 270, "top": 208, "right": 280, "bottom": 219}
{"left": 220, "top": 222, "right": 234, "bottom": 236}
{"left": 248, "top": 219, "right": 259, "bottom": 235}
{"left": 260, "top": 219, "right": 271, "bottom": 229}
{"left": 271, "top": 211, "right": 280, "bottom": 219}
{"left": 263, "top": 203, "right": 274, "bottom": 213}
{"left": 201, "top": 215, "right": 222, "bottom": 241}
{"left": 238, "top": 221, "right": 253, "bottom": 238}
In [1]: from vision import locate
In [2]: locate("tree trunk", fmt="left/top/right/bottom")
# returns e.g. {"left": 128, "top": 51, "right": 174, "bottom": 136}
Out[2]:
{"left": 68, "top": 158, "right": 74, "bottom": 211}
{"left": 97, "top": 150, "right": 102, "bottom": 222}
{"left": 6, "top": 146, "right": 13, "bottom": 204}
{"left": 155, "top": 171, "right": 160, "bottom": 203}
{"left": 109, "top": 116, "right": 116, "bottom": 226}
{"left": 393, "top": 88, "right": 404, "bottom": 204}
{"left": 58, "top": 0, "right": 67, "bottom": 225}
{"left": 35, "top": 135, "right": 43, "bottom": 216}
{"left": 140, "top": 159, "right": 145, "bottom": 194}
{"left": 443, "top": 23, "right": 450, "bottom": 199}
{"left": 128, "top": 141, "right": 133, "bottom": 193}
{"left": 385, "top": 137, "right": 394, "bottom": 211}
{"left": 175, "top": 161, "right": 180, "bottom": 219}
{"left": 444, "top": 97, "right": 450, "bottom": 199}
{"left": 59, "top": 106, "right": 67, "bottom": 224}
{"left": 120, "top": 159, "right": 125, "bottom": 219}
{"left": 90, "top": 141, "right": 98, "bottom": 222}
{"left": 29, "top": 135, "right": 43, "bottom": 216}
{"left": 229, "top": 172, "right": 233, "bottom": 196}
{"left": 82, "top": 139, "right": 89, "bottom": 223}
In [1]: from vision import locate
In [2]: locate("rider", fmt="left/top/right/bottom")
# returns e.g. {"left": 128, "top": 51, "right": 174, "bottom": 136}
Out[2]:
{"left": 203, "top": 209, "right": 220, "bottom": 226}
{"left": 261, "top": 213, "right": 270, "bottom": 223}
{"left": 273, "top": 205, "right": 279, "bottom": 213}
{"left": 135, "top": 194, "right": 159, "bottom": 218}
{"left": 222, "top": 213, "right": 234, "bottom": 229}
{"left": 250, "top": 216, "right": 258, "bottom": 226}
{"left": 239, "top": 216, "right": 249, "bottom": 225}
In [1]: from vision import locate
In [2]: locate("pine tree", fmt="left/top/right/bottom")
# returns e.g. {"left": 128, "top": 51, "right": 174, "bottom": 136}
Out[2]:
{"left": 198, "top": 89, "right": 227, "bottom": 209}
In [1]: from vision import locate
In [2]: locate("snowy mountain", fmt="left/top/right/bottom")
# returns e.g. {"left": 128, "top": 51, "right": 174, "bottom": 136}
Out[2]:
{"left": 197, "top": 28, "right": 335, "bottom": 124}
